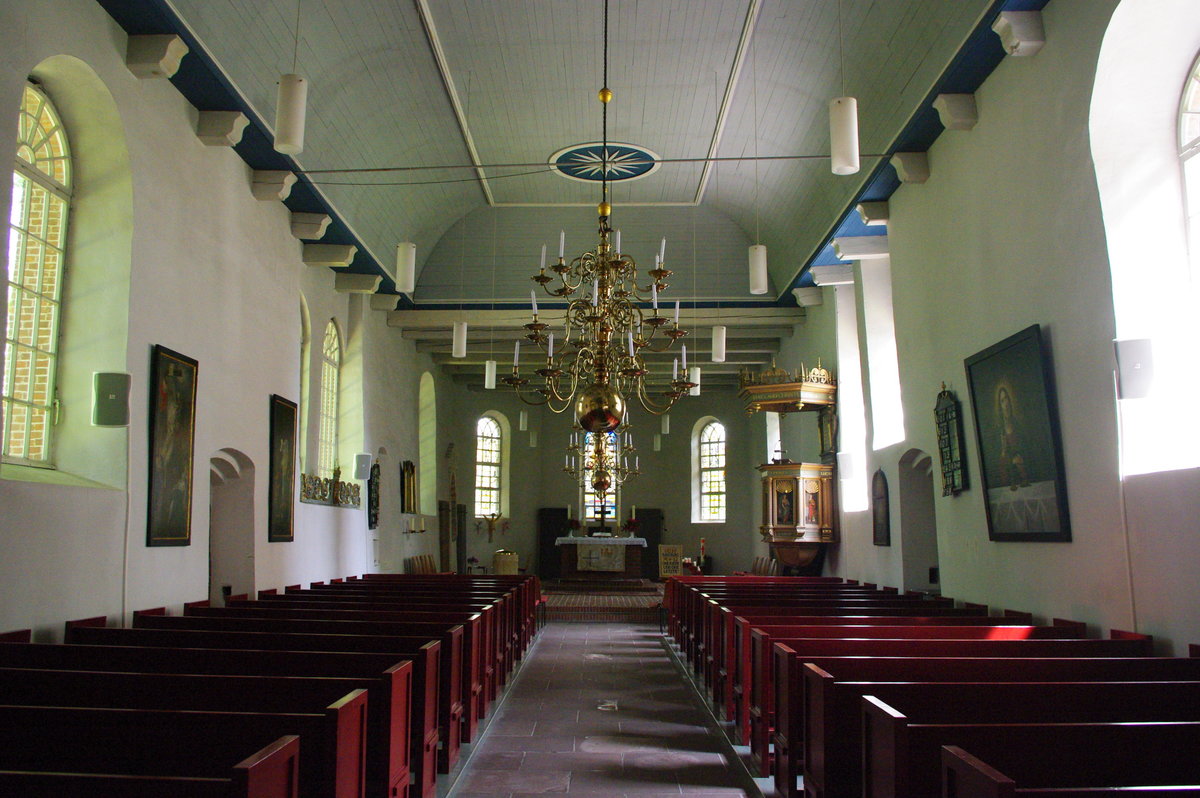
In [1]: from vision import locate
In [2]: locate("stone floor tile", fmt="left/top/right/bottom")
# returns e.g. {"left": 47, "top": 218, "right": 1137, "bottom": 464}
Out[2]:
{"left": 466, "top": 751, "right": 526, "bottom": 770}
{"left": 458, "top": 769, "right": 570, "bottom": 793}
{"left": 448, "top": 623, "right": 761, "bottom": 798}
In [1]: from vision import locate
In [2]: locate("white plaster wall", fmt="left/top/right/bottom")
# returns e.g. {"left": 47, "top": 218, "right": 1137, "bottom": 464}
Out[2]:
{"left": 0, "top": 0, "right": 427, "bottom": 635}
{"left": 833, "top": 0, "right": 1138, "bottom": 628}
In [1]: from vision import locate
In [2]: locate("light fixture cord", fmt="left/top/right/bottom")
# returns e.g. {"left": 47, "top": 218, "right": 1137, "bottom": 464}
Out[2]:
{"left": 601, "top": 0, "right": 609, "bottom": 204}
{"left": 292, "top": 0, "right": 301, "bottom": 73}
{"left": 838, "top": 0, "right": 846, "bottom": 97}
{"left": 490, "top": 209, "right": 497, "bottom": 356}
{"left": 753, "top": 23, "right": 760, "bottom": 246}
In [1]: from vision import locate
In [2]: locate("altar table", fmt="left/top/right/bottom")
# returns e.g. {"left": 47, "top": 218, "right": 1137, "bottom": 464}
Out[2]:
{"left": 555, "top": 536, "right": 647, "bottom": 579}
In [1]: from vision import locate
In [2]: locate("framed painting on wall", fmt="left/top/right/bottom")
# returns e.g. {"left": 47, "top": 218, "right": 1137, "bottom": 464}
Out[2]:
{"left": 147, "top": 345, "right": 198, "bottom": 546}
{"left": 268, "top": 394, "right": 297, "bottom": 542}
{"left": 964, "top": 324, "right": 1071, "bottom": 542}
{"left": 871, "top": 469, "right": 890, "bottom": 546}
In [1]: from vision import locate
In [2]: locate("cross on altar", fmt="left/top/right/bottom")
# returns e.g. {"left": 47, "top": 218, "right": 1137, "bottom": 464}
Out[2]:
{"left": 580, "top": 548, "right": 604, "bottom": 569}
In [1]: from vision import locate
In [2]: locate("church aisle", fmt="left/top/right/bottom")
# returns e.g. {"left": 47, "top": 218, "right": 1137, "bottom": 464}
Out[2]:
{"left": 447, "top": 623, "right": 762, "bottom": 797}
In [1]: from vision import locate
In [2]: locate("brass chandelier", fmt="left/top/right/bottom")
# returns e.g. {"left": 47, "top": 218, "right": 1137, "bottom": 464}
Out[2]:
{"left": 503, "top": 0, "right": 694, "bottom": 451}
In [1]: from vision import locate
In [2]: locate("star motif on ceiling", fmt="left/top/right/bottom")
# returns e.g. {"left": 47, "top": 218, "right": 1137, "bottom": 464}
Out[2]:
{"left": 550, "top": 142, "right": 661, "bottom": 183}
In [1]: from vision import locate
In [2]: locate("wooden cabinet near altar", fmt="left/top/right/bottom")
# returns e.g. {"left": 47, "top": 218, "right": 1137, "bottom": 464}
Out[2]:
{"left": 758, "top": 461, "right": 836, "bottom": 568}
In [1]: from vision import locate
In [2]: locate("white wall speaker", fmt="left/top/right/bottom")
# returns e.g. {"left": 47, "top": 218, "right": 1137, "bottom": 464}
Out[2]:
{"left": 1114, "top": 338, "right": 1154, "bottom": 400}
{"left": 354, "top": 453, "right": 372, "bottom": 480}
{"left": 92, "top": 372, "right": 131, "bottom": 427}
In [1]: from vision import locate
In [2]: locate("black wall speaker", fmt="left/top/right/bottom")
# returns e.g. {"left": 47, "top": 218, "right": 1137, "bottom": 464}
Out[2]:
{"left": 92, "top": 372, "right": 131, "bottom": 427}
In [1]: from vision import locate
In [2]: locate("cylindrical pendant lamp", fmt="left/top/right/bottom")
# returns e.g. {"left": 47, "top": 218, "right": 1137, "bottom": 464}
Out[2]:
{"left": 529, "top": 429, "right": 538, "bottom": 448}
{"left": 452, "top": 321, "right": 468, "bottom": 358}
{"left": 829, "top": 96, "right": 860, "bottom": 175}
{"left": 689, "top": 366, "right": 701, "bottom": 396}
{"left": 274, "top": 73, "right": 307, "bottom": 155}
{"left": 653, "top": 433, "right": 662, "bottom": 452}
{"left": 395, "top": 242, "right": 416, "bottom": 293}
{"left": 519, "top": 410, "right": 528, "bottom": 431}
{"left": 712, "top": 325, "right": 727, "bottom": 363}
{"left": 749, "top": 245, "right": 769, "bottom": 295}
{"left": 484, "top": 359, "right": 497, "bottom": 389}
{"left": 661, "top": 414, "right": 670, "bottom": 435}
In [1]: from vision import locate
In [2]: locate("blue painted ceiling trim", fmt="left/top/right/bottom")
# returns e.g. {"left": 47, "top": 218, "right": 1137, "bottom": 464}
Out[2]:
{"left": 94, "top": 0, "right": 402, "bottom": 301}
{"left": 95, "top": 0, "right": 1047, "bottom": 312}
{"left": 784, "top": 0, "right": 1052, "bottom": 298}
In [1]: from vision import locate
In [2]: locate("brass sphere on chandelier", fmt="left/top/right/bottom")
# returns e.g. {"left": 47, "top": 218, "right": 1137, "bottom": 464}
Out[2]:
{"left": 575, "top": 382, "right": 625, "bottom": 433}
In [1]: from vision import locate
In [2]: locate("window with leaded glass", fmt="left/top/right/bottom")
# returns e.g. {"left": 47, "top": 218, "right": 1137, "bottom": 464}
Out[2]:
{"left": 317, "top": 320, "right": 340, "bottom": 478}
{"left": 698, "top": 421, "right": 726, "bottom": 522}
{"left": 475, "top": 415, "right": 501, "bottom": 517}
{"left": 1181, "top": 51, "right": 1200, "bottom": 275}
{"left": 581, "top": 431, "right": 618, "bottom": 521}
{"left": 4, "top": 84, "right": 72, "bottom": 466}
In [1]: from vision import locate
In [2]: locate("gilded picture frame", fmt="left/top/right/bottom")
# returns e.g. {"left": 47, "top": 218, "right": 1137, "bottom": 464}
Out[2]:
{"left": 147, "top": 345, "right": 198, "bottom": 547}
{"left": 267, "top": 394, "right": 297, "bottom": 542}
{"left": 964, "top": 324, "right": 1071, "bottom": 542}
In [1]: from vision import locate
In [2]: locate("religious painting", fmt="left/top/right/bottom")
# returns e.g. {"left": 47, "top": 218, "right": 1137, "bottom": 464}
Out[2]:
{"left": 775, "top": 478, "right": 797, "bottom": 526}
{"left": 147, "top": 345, "right": 198, "bottom": 546}
{"left": 267, "top": 394, "right": 297, "bottom": 542}
{"left": 872, "top": 469, "right": 890, "bottom": 546}
{"left": 965, "top": 324, "right": 1071, "bottom": 542}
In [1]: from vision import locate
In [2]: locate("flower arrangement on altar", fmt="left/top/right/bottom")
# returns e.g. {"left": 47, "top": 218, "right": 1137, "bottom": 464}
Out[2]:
{"left": 621, "top": 517, "right": 641, "bottom": 537}
{"left": 565, "top": 518, "right": 582, "bottom": 535}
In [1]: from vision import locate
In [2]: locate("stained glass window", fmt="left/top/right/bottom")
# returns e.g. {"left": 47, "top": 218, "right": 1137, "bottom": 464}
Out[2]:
{"left": 698, "top": 421, "right": 726, "bottom": 521}
{"left": 4, "top": 84, "right": 71, "bottom": 465}
{"left": 582, "top": 431, "right": 619, "bottom": 521}
{"left": 475, "top": 415, "right": 501, "bottom": 517}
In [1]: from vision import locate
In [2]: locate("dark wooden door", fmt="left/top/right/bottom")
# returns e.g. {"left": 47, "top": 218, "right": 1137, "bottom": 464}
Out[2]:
{"left": 537, "top": 507, "right": 567, "bottom": 580}
{"left": 636, "top": 508, "right": 663, "bottom": 574}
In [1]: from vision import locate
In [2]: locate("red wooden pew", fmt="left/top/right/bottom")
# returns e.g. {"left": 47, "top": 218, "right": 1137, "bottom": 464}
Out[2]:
{"left": 63, "top": 624, "right": 441, "bottom": 798}
{"left": 754, "top": 632, "right": 1154, "bottom": 777}
{"left": 0, "top": 734, "right": 299, "bottom": 798}
{"left": 862, "top": 696, "right": 1200, "bottom": 798}
{"left": 233, "top": 596, "right": 496, "bottom": 728}
{"left": 0, "top": 697, "right": 365, "bottom": 798}
{"left": 806, "top": 677, "right": 1200, "bottom": 798}
{"left": 0, "top": 640, "right": 415, "bottom": 798}
{"left": 773, "top": 652, "right": 1200, "bottom": 798}
{"left": 940, "top": 745, "right": 1200, "bottom": 798}
{"left": 133, "top": 610, "right": 465, "bottom": 774}
{"left": 713, "top": 610, "right": 1028, "bottom": 724}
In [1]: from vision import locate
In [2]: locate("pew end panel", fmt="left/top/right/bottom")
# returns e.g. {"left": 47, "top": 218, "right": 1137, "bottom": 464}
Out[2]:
{"left": 235, "top": 734, "right": 302, "bottom": 798}
{"left": 0, "top": 630, "right": 31, "bottom": 642}
{"left": 861, "top": 695, "right": 911, "bottom": 798}
{"left": 941, "top": 745, "right": 1014, "bottom": 798}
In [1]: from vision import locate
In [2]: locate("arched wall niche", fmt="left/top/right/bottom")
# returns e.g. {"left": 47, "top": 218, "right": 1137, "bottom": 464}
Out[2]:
{"left": 208, "top": 448, "right": 255, "bottom": 605}
{"left": 897, "top": 447, "right": 939, "bottom": 594}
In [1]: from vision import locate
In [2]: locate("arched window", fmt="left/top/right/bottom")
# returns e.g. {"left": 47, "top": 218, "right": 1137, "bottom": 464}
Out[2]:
{"left": 696, "top": 420, "right": 727, "bottom": 522}
{"left": 1180, "top": 50, "right": 1200, "bottom": 274}
{"left": 581, "top": 431, "right": 619, "bottom": 521}
{"left": 316, "top": 320, "right": 341, "bottom": 478}
{"left": 4, "top": 84, "right": 72, "bottom": 465}
{"left": 474, "top": 415, "right": 501, "bottom": 517}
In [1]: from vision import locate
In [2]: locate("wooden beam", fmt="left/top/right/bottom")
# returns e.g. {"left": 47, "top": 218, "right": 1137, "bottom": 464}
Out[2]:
{"left": 388, "top": 307, "right": 804, "bottom": 330}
